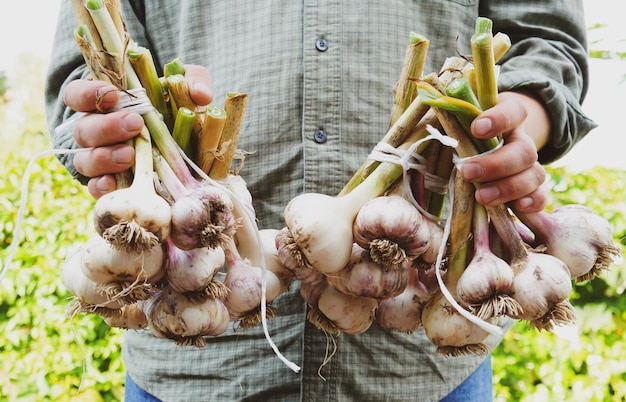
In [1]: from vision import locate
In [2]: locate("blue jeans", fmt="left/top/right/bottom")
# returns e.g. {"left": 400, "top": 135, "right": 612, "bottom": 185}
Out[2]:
{"left": 124, "top": 357, "right": 492, "bottom": 402}
{"left": 440, "top": 357, "right": 493, "bottom": 402}
{"left": 124, "top": 373, "right": 161, "bottom": 402}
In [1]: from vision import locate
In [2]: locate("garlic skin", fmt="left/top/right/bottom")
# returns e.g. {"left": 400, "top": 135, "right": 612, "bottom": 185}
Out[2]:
{"left": 275, "top": 227, "right": 326, "bottom": 284}
{"left": 301, "top": 276, "right": 377, "bottom": 335}
{"left": 221, "top": 174, "right": 256, "bottom": 221}
{"left": 92, "top": 185, "right": 172, "bottom": 253}
{"left": 316, "top": 284, "right": 378, "bottom": 335}
{"left": 421, "top": 292, "right": 492, "bottom": 357}
{"left": 455, "top": 251, "right": 519, "bottom": 319}
{"left": 509, "top": 251, "right": 576, "bottom": 330}
{"left": 299, "top": 273, "right": 329, "bottom": 308}
{"left": 170, "top": 186, "right": 236, "bottom": 251}
{"left": 376, "top": 267, "right": 434, "bottom": 333}
{"left": 418, "top": 219, "right": 446, "bottom": 264}
{"left": 81, "top": 234, "right": 165, "bottom": 285}
{"left": 258, "top": 228, "right": 294, "bottom": 292}
{"left": 516, "top": 204, "right": 621, "bottom": 282}
{"left": 353, "top": 195, "right": 430, "bottom": 266}
{"left": 283, "top": 193, "right": 357, "bottom": 274}
{"left": 104, "top": 303, "right": 148, "bottom": 330}
{"left": 222, "top": 248, "right": 283, "bottom": 324}
{"left": 165, "top": 239, "right": 225, "bottom": 295}
{"left": 62, "top": 247, "right": 126, "bottom": 311}
{"left": 327, "top": 244, "right": 408, "bottom": 299}
{"left": 456, "top": 252, "right": 514, "bottom": 302}
{"left": 145, "top": 287, "right": 230, "bottom": 347}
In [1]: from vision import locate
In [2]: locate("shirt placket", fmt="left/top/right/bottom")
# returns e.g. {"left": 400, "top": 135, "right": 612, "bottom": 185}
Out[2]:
{"left": 300, "top": 0, "right": 344, "bottom": 195}
{"left": 301, "top": 0, "right": 343, "bottom": 400}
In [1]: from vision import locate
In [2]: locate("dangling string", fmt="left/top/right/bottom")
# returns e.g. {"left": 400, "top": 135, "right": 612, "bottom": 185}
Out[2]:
{"left": 432, "top": 167, "right": 504, "bottom": 337}
{"left": 0, "top": 147, "right": 92, "bottom": 285}
{"left": 178, "top": 140, "right": 302, "bottom": 373}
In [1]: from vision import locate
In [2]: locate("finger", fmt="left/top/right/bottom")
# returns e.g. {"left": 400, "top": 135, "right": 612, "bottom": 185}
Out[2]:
{"left": 72, "top": 111, "right": 144, "bottom": 148}
{"left": 474, "top": 162, "right": 547, "bottom": 207}
{"left": 460, "top": 128, "right": 538, "bottom": 184}
{"left": 184, "top": 64, "right": 214, "bottom": 106}
{"left": 470, "top": 92, "right": 528, "bottom": 139}
{"left": 510, "top": 183, "right": 551, "bottom": 214}
{"left": 73, "top": 144, "right": 135, "bottom": 178}
{"left": 63, "top": 80, "right": 120, "bottom": 112}
{"left": 87, "top": 175, "right": 119, "bottom": 199}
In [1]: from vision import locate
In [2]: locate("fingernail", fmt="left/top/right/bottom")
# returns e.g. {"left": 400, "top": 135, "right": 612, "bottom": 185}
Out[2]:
{"left": 193, "top": 82, "right": 212, "bottom": 97}
{"left": 477, "top": 186, "right": 500, "bottom": 204}
{"left": 95, "top": 85, "right": 119, "bottom": 108}
{"left": 461, "top": 162, "right": 484, "bottom": 181}
{"left": 518, "top": 196, "right": 533, "bottom": 210}
{"left": 121, "top": 113, "right": 144, "bottom": 133}
{"left": 95, "top": 176, "right": 115, "bottom": 192}
{"left": 112, "top": 147, "right": 133, "bottom": 164}
{"left": 473, "top": 118, "right": 493, "bottom": 137}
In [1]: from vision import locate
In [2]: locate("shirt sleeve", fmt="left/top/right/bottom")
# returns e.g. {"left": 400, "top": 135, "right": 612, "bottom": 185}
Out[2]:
{"left": 482, "top": 0, "right": 597, "bottom": 164}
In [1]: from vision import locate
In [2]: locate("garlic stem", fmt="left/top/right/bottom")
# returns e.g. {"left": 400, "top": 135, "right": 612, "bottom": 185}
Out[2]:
{"left": 446, "top": 173, "right": 475, "bottom": 287}
{"left": 388, "top": 32, "right": 430, "bottom": 127}
{"left": 208, "top": 93, "right": 248, "bottom": 180}
{"left": 171, "top": 106, "right": 197, "bottom": 157}
{"left": 197, "top": 105, "right": 227, "bottom": 173}
{"left": 128, "top": 46, "right": 173, "bottom": 129}
{"left": 471, "top": 17, "right": 499, "bottom": 111}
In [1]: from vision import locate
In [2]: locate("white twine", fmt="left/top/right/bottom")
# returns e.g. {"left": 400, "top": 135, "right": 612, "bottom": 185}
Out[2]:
{"left": 367, "top": 124, "right": 458, "bottom": 223}
{"left": 111, "top": 88, "right": 155, "bottom": 115}
{"left": 451, "top": 137, "right": 505, "bottom": 169}
{"left": 55, "top": 88, "right": 156, "bottom": 136}
{"left": 0, "top": 147, "right": 92, "bottom": 285}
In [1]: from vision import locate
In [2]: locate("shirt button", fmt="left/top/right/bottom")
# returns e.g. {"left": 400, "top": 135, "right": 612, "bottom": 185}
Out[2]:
{"left": 314, "top": 129, "right": 328, "bottom": 143}
{"left": 315, "top": 38, "right": 329, "bottom": 52}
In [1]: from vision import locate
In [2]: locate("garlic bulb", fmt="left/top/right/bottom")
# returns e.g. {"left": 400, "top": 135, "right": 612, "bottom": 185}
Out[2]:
{"left": 516, "top": 204, "right": 621, "bottom": 282}
{"left": 353, "top": 195, "right": 430, "bottom": 267}
{"left": 421, "top": 291, "right": 492, "bottom": 357}
{"left": 509, "top": 251, "right": 576, "bottom": 330}
{"left": 456, "top": 203, "right": 520, "bottom": 319}
{"left": 327, "top": 244, "right": 408, "bottom": 299}
{"left": 376, "top": 267, "right": 434, "bottom": 333}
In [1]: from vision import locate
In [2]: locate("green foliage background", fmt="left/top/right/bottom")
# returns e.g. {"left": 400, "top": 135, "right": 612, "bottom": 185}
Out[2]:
{"left": 1, "top": 56, "right": 625, "bottom": 401}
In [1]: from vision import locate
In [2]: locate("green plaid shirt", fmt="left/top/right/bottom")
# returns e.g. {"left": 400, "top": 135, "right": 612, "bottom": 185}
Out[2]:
{"left": 46, "top": 1, "right": 594, "bottom": 400}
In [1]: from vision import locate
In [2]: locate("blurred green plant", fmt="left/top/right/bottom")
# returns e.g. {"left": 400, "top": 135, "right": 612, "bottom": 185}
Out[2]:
{"left": 588, "top": 23, "right": 626, "bottom": 61}
{"left": 493, "top": 166, "right": 626, "bottom": 402}
{"left": 0, "top": 58, "right": 125, "bottom": 402}
{"left": 0, "top": 71, "right": 8, "bottom": 102}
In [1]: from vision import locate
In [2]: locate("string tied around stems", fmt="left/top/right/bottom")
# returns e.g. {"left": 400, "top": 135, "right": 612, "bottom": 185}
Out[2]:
{"left": 367, "top": 124, "right": 458, "bottom": 223}
{"left": 451, "top": 136, "right": 504, "bottom": 170}
{"left": 55, "top": 87, "right": 158, "bottom": 136}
